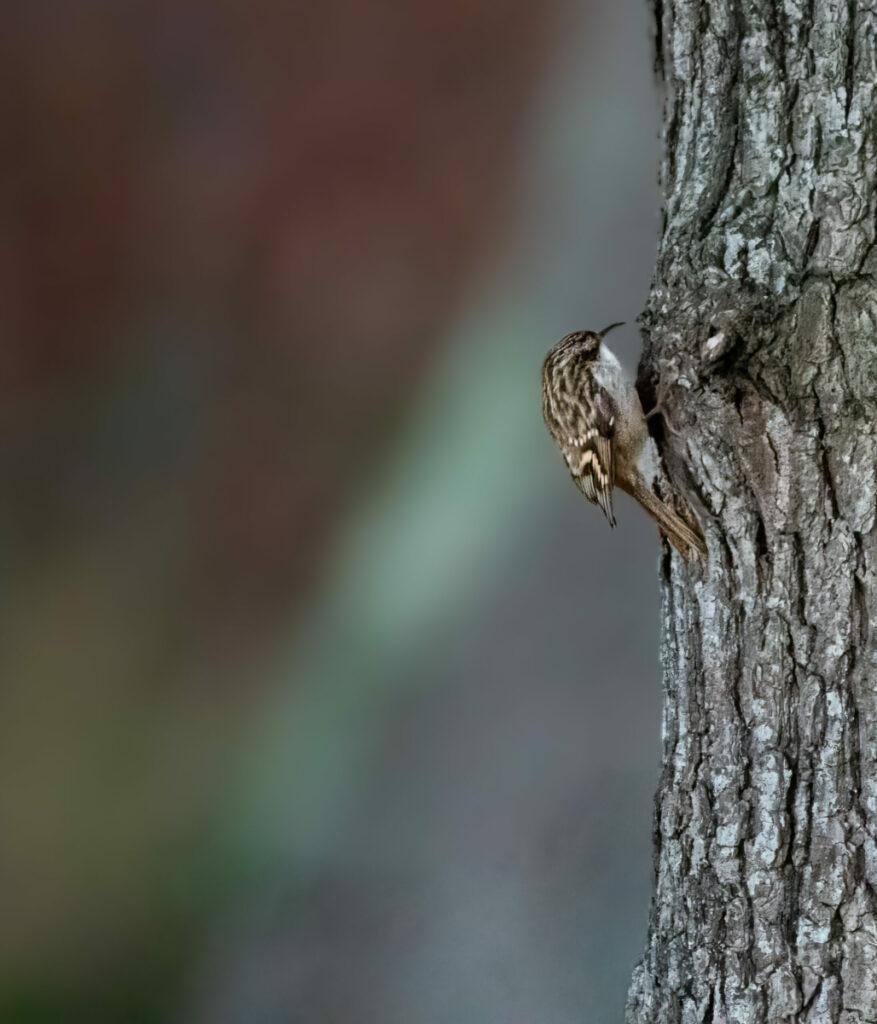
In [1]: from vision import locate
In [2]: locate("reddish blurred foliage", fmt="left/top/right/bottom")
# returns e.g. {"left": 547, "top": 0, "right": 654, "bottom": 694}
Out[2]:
{"left": 2, "top": 0, "right": 557, "bottom": 650}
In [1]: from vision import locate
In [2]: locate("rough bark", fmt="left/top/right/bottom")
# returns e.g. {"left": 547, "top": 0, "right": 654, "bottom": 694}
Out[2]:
{"left": 627, "top": 2, "right": 877, "bottom": 1021}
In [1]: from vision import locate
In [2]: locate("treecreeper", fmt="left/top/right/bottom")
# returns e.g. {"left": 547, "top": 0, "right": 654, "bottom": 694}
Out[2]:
{"left": 541, "top": 323, "right": 706, "bottom": 559}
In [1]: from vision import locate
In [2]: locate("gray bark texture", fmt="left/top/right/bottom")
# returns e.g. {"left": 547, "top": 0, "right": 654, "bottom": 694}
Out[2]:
{"left": 626, "top": 2, "right": 877, "bottom": 1022}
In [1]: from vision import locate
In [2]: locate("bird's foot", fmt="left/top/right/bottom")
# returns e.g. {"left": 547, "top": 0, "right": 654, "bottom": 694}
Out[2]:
{"left": 645, "top": 401, "right": 680, "bottom": 438}
{"left": 644, "top": 374, "right": 684, "bottom": 438}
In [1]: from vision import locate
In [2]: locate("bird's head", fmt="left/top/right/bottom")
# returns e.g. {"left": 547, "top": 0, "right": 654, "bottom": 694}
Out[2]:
{"left": 542, "top": 322, "right": 624, "bottom": 376}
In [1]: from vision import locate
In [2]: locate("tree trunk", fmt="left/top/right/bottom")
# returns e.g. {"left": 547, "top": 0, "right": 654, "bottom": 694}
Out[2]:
{"left": 627, "top": 2, "right": 877, "bottom": 1021}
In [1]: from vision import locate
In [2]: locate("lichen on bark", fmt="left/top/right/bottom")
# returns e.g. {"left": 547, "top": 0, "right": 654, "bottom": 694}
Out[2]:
{"left": 626, "top": 2, "right": 877, "bottom": 1021}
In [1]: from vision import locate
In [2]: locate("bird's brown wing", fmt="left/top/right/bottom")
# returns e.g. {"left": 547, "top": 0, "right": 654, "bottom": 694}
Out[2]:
{"left": 565, "top": 385, "right": 617, "bottom": 527}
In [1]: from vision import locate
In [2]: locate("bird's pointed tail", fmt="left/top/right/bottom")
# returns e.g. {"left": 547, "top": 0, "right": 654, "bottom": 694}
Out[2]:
{"left": 631, "top": 481, "right": 707, "bottom": 561}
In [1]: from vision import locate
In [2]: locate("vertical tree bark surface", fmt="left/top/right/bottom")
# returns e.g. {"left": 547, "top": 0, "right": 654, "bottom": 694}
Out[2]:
{"left": 627, "top": 3, "right": 877, "bottom": 1021}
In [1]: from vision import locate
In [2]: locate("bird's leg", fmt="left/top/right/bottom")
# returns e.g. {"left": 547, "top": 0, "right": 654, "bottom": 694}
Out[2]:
{"left": 644, "top": 377, "right": 680, "bottom": 438}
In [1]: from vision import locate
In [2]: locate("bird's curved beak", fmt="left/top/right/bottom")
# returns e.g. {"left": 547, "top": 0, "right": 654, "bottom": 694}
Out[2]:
{"left": 599, "top": 321, "right": 625, "bottom": 337}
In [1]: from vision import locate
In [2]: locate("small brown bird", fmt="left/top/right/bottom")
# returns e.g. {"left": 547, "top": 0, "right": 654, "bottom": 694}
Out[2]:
{"left": 541, "top": 323, "right": 706, "bottom": 559}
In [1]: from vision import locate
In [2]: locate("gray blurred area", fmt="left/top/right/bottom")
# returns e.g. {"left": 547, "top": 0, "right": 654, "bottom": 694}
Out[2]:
{"left": 0, "top": 1, "right": 664, "bottom": 1021}
{"left": 187, "top": 3, "right": 664, "bottom": 1022}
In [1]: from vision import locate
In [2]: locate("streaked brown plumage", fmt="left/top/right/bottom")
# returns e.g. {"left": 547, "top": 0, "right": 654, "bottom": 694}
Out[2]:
{"left": 542, "top": 324, "right": 706, "bottom": 559}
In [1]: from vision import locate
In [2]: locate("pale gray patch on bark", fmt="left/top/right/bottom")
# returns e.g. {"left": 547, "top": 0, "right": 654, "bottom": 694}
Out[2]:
{"left": 626, "top": 2, "right": 877, "bottom": 1022}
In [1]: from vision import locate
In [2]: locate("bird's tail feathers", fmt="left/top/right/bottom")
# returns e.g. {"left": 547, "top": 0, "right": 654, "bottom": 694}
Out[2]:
{"left": 631, "top": 482, "right": 706, "bottom": 560}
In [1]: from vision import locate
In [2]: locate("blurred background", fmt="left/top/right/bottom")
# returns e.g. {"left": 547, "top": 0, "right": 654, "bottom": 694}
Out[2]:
{"left": 1, "top": 1, "right": 664, "bottom": 1021}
